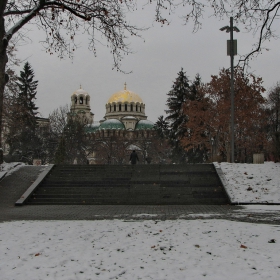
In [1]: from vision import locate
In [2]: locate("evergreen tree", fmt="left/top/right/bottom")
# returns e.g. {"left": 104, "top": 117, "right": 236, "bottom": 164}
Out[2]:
{"left": 190, "top": 73, "right": 202, "bottom": 101}
{"left": 16, "top": 62, "right": 38, "bottom": 128}
{"left": 165, "top": 68, "right": 193, "bottom": 144}
{"left": 154, "top": 115, "right": 169, "bottom": 139}
{"left": 7, "top": 62, "right": 39, "bottom": 163}
{"left": 165, "top": 69, "right": 203, "bottom": 163}
{"left": 165, "top": 69, "right": 191, "bottom": 163}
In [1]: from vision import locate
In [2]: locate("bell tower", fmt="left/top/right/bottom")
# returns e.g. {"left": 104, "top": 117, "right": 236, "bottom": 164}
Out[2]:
{"left": 70, "top": 86, "right": 94, "bottom": 123}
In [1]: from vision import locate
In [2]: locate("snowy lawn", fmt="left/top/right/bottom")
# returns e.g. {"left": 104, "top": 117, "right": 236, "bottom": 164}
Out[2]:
{"left": 215, "top": 162, "right": 280, "bottom": 204}
{"left": 1, "top": 220, "right": 280, "bottom": 280}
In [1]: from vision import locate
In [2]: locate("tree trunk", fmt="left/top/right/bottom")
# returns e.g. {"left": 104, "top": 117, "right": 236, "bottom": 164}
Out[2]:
{"left": 226, "top": 141, "right": 230, "bottom": 163}
{"left": 0, "top": 2, "right": 8, "bottom": 163}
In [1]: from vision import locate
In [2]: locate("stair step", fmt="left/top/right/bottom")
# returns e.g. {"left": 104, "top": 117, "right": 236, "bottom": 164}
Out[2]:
{"left": 26, "top": 164, "right": 229, "bottom": 205}
{"left": 29, "top": 197, "right": 228, "bottom": 205}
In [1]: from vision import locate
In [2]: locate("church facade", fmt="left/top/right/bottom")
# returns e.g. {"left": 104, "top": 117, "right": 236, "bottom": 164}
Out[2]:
{"left": 70, "top": 84, "right": 156, "bottom": 164}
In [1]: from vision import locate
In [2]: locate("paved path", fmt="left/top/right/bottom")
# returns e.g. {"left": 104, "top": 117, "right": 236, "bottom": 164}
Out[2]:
{"left": 0, "top": 166, "right": 280, "bottom": 224}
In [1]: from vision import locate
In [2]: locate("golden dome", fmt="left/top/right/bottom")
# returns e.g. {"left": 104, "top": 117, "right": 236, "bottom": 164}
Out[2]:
{"left": 107, "top": 84, "right": 143, "bottom": 104}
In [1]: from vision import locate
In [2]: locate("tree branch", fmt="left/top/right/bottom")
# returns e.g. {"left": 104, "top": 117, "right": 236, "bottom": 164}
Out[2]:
{"left": 5, "top": 1, "right": 45, "bottom": 41}
{"left": 238, "top": 2, "right": 280, "bottom": 69}
{"left": 4, "top": 9, "right": 33, "bottom": 16}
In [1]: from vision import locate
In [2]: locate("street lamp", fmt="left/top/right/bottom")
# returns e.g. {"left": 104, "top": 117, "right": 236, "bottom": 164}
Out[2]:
{"left": 220, "top": 17, "right": 240, "bottom": 163}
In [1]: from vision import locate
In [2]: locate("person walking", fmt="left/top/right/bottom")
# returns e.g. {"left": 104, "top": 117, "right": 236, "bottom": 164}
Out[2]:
{"left": 130, "top": 150, "right": 139, "bottom": 165}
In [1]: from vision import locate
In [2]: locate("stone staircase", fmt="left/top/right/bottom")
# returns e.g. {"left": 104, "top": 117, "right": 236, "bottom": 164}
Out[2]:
{"left": 27, "top": 164, "right": 230, "bottom": 205}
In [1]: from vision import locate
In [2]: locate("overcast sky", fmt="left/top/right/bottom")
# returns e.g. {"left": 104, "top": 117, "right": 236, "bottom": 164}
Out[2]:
{"left": 15, "top": 4, "right": 280, "bottom": 123}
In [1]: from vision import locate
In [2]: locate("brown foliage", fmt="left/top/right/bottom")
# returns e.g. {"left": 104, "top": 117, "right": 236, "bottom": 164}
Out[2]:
{"left": 180, "top": 68, "right": 267, "bottom": 162}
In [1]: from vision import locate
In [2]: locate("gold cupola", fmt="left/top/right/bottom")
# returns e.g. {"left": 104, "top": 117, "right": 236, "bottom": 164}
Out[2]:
{"left": 107, "top": 83, "right": 143, "bottom": 104}
{"left": 103, "top": 83, "right": 147, "bottom": 130}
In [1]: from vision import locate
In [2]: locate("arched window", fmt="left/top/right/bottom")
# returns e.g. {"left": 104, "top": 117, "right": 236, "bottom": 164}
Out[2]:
{"left": 114, "top": 105, "right": 116, "bottom": 111}
{"left": 75, "top": 97, "right": 77, "bottom": 104}
{"left": 125, "top": 104, "right": 127, "bottom": 111}
{"left": 85, "top": 97, "right": 88, "bottom": 105}
{"left": 79, "top": 97, "right": 83, "bottom": 104}
{"left": 131, "top": 104, "right": 133, "bottom": 111}
{"left": 110, "top": 105, "right": 112, "bottom": 112}
{"left": 119, "top": 104, "right": 121, "bottom": 111}
{"left": 140, "top": 106, "right": 141, "bottom": 112}
{"left": 136, "top": 105, "right": 138, "bottom": 112}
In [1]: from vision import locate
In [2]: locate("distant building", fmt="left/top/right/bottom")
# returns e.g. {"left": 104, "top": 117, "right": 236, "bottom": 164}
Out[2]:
{"left": 69, "top": 83, "right": 156, "bottom": 164}
{"left": 71, "top": 83, "right": 155, "bottom": 136}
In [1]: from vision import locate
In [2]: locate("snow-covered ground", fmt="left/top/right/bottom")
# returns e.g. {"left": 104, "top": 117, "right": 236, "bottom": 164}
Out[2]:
{"left": 1, "top": 220, "right": 280, "bottom": 280}
{"left": 1, "top": 162, "right": 280, "bottom": 279}
{"left": 215, "top": 162, "right": 280, "bottom": 204}
{"left": 0, "top": 162, "right": 25, "bottom": 180}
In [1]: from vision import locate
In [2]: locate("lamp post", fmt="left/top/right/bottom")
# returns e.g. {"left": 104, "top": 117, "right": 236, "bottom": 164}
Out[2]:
{"left": 220, "top": 17, "right": 239, "bottom": 163}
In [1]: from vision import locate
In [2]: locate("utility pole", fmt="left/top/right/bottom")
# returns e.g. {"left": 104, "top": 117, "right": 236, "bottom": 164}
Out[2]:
{"left": 220, "top": 17, "right": 239, "bottom": 163}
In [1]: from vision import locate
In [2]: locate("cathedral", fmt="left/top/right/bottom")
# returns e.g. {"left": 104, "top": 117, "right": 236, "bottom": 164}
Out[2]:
{"left": 70, "top": 83, "right": 154, "bottom": 134}
{"left": 70, "top": 83, "right": 156, "bottom": 164}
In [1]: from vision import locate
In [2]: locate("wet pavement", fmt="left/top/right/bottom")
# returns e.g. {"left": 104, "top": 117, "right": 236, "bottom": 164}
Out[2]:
{"left": 0, "top": 166, "right": 279, "bottom": 224}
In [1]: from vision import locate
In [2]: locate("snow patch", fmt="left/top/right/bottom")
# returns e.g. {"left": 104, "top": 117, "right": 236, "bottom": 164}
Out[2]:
{"left": 215, "top": 162, "right": 280, "bottom": 203}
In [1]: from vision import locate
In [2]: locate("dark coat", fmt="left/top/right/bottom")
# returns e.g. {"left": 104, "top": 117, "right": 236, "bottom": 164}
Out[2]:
{"left": 130, "top": 151, "right": 139, "bottom": 164}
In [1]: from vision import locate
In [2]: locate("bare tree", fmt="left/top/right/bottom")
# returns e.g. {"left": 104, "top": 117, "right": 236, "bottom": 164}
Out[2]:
{"left": 137, "top": 135, "right": 172, "bottom": 164}
{"left": 49, "top": 105, "right": 69, "bottom": 139}
{"left": 228, "top": 1, "right": 280, "bottom": 68}
{"left": 2, "top": 39, "right": 21, "bottom": 153}
{"left": 47, "top": 105, "right": 69, "bottom": 162}
{"left": 167, "top": 1, "right": 280, "bottom": 68}
{"left": 95, "top": 136, "right": 131, "bottom": 165}
{"left": 49, "top": 104, "right": 97, "bottom": 164}
{"left": 151, "top": 1, "right": 280, "bottom": 63}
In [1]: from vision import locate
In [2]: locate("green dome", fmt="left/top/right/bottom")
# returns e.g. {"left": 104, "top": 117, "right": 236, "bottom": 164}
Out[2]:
{"left": 135, "top": 120, "right": 154, "bottom": 130}
{"left": 85, "top": 123, "right": 100, "bottom": 133}
{"left": 99, "top": 119, "right": 125, "bottom": 130}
